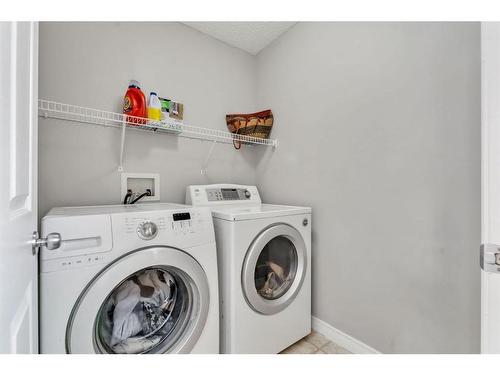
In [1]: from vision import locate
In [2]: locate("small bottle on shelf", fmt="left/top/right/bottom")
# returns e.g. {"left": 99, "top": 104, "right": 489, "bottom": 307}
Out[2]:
{"left": 147, "top": 92, "right": 162, "bottom": 122}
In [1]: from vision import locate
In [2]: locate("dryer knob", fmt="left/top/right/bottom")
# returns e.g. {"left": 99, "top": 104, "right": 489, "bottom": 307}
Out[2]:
{"left": 137, "top": 221, "right": 158, "bottom": 240}
{"left": 244, "top": 189, "right": 251, "bottom": 198}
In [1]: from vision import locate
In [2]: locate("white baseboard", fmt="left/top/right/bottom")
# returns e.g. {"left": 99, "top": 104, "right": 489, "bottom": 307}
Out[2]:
{"left": 312, "top": 316, "right": 381, "bottom": 354}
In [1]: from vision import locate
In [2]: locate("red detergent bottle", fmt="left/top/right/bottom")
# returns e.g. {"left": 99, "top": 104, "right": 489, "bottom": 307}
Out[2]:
{"left": 123, "top": 80, "right": 147, "bottom": 125}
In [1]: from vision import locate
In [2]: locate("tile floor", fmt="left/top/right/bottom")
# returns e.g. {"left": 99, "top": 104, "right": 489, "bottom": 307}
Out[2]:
{"left": 280, "top": 331, "right": 352, "bottom": 354}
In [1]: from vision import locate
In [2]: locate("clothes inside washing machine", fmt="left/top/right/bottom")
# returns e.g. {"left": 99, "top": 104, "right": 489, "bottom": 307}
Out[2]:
{"left": 94, "top": 267, "right": 189, "bottom": 354}
{"left": 254, "top": 235, "right": 298, "bottom": 300}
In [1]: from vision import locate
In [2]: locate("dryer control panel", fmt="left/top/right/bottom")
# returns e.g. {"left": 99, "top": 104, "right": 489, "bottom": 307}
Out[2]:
{"left": 186, "top": 184, "right": 261, "bottom": 206}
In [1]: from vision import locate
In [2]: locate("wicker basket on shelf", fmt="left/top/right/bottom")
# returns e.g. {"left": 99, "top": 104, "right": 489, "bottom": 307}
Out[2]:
{"left": 226, "top": 110, "right": 274, "bottom": 149}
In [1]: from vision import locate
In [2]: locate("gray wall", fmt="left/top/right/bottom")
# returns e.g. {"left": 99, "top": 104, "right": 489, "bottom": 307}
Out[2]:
{"left": 38, "top": 22, "right": 259, "bottom": 217}
{"left": 255, "top": 22, "right": 481, "bottom": 353}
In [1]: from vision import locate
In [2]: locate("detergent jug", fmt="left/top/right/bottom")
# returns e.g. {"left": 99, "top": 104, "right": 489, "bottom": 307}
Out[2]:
{"left": 123, "top": 80, "right": 146, "bottom": 125}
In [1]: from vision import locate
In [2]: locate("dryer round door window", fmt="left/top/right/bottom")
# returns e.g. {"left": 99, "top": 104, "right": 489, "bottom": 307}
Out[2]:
{"left": 242, "top": 224, "right": 307, "bottom": 315}
{"left": 66, "top": 247, "right": 210, "bottom": 354}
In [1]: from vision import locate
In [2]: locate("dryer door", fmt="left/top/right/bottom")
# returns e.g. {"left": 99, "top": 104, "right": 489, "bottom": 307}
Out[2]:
{"left": 67, "top": 246, "right": 209, "bottom": 354}
{"left": 242, "top": 224, "right": 307, "bottom": 315}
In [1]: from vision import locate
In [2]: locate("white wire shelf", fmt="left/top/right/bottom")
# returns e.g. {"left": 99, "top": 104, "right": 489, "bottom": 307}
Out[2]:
{"left": 38, "top": 99, "right": 278, "bottom": 147}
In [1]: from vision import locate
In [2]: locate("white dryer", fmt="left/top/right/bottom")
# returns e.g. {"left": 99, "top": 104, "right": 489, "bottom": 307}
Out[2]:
{"left": 39, "top": 203, "right": 219, "bottom": 354}
{"left": 186, "top": 184, "right": 311, "bottom": 353}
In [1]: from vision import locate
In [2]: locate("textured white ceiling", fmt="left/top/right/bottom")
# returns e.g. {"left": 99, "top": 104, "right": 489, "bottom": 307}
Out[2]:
{"left": 183, "top": 22, "right": 296, "bottom": 55}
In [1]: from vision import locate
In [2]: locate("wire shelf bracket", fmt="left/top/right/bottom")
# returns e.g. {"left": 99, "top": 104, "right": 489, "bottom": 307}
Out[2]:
{"left": 38, "top": 99, "right": 278, "bottom": 172}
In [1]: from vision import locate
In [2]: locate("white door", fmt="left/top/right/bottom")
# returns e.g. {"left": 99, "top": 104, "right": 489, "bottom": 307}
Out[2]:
{"left": 481, "top": 22, "right": 500, "bottom": 353}
{"left": 0, "top": 21, "right": 39, "bottom": 354}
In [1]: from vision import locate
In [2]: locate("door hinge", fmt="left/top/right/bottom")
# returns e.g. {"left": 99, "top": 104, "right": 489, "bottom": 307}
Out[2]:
{"left": 481, "top": 243, "right": 500, "bottom": 273}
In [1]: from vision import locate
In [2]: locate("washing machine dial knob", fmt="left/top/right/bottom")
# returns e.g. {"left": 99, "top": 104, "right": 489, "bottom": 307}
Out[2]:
{"left": 244, "top": 189, "right": 251, "bottom": 198}
{"left": 137, "top": 221, "right": 158, "bottom": 240}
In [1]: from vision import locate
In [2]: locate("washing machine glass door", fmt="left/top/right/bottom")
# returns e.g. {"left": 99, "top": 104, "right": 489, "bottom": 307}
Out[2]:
{"left": 67, "top": 246, "right": 209, "bottom": 354}
{"left": 242, "top": 224, "right": 307, "bottom": 315}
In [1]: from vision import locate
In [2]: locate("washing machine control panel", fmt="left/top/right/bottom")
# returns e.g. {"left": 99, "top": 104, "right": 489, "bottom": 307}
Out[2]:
{"left": 39, "top": 207, "right": 214, "bottom": 273}
{"left": 117, "top": 209, "right": 213, "bottom": 247}
{"left": 124, "top": 212, "right": 197, "bottom": 241}
{"left": 137, "top": 220, "right": 158, "bottom": 240}
{"left": 186, "top": 184, "right": 261, "bottom": 206}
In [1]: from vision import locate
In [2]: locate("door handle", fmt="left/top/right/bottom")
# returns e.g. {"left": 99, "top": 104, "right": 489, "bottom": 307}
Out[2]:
{"left": 32, "top": 231, "right": 61, "bottom": 254}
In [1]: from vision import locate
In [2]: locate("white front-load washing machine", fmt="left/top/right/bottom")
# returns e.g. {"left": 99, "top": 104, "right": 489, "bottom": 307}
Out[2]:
{"left": 39, "top": 203, "right": 219, "bottom": 354}
{"left": 186, "top": 184, "right": 312, "bottom": 353}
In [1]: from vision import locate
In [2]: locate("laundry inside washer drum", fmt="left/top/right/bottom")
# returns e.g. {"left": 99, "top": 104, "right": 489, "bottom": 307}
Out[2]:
{"left": 94, "top": 267, "right": 190, "bottom": 354}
